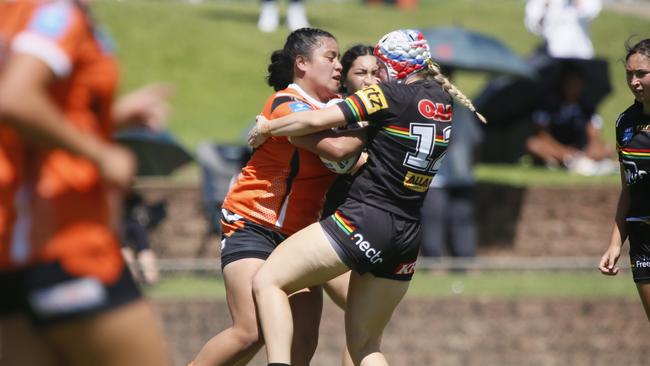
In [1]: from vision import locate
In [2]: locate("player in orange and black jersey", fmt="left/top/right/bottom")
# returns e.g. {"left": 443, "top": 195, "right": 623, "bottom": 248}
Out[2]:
{"left": 0, "top": 1, "right": 170, "bottom": 365}
{"left": 249, "top": 29, "right": 486, "bottom": 366}
{"left": 189, "top": 28, "right": 364, "bottom": 366}
{"left": 599, "top": 38, "right": 650, "bottom": 320}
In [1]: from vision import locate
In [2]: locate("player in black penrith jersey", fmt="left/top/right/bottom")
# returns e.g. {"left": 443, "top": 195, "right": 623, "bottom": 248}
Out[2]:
{"left": 248, "top": 29, "right": 486, "bottom": 366}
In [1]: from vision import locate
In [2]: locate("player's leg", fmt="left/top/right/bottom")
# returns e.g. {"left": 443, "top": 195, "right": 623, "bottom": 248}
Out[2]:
{"left": 0, "top": 314, "right": 56, "bottom": 366}
{"left": 323, "top": 271, "right": 350, "bottom": 310}
{"left": 42, "top": 298, "right": 168, "bottom": 366}
{"left": 323, "top": 271, "right": 354, "bottom": 366}
{"left": 191, "top": 258, "right": 265, "bottom": 366}
{"left": 253, "top": 222, "right": 349, "bottom": 364}
{"left": 636, "top": 282, "right": 650, "bottom": 321}
{"left": 344, "top": 272, "right": 409, "bottom": 366}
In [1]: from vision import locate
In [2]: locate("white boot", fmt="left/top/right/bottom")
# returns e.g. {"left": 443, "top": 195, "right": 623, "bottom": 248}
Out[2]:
{"left": 258, "top": 1, "right": 279, "bottom": 33}
{"left": 287, "top": 2, "right": 309, "bottom": 31}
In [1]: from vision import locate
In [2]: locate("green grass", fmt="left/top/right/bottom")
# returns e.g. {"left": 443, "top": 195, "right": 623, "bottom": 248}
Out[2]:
{"left": 93, "top": 0, "right": 650, "bottom": 151}
{"left": 146, "top": 271, "right": 638, "bottom": 299}
{"left": 474, "top": 164, "right": 620, "bottom": 187}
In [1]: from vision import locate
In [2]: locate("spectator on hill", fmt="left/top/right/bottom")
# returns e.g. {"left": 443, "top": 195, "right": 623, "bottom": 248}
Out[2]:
{"left": 524, "top": 63, "right": 616, "bottom": 175}
{"left": 524, "top": 0, "right": 602, "bottom": 59}
{"left": 258, "top": 0, "right": 309, "bottom": 33}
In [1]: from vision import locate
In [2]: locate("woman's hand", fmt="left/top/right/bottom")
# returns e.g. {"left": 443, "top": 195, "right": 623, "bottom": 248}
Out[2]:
{"left": 598, "top": 243, "right": 622, "bottom": 276}
{"left": 248, "top": 114, "right": 271, "bottom": 148}
{"left": 113, "top": 83, "right": 174, "bottom": 131}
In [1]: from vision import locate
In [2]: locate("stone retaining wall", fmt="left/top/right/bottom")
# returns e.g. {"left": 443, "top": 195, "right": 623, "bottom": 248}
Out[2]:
{"left": 136, "top": 182, "right": 619, "bottom": 259}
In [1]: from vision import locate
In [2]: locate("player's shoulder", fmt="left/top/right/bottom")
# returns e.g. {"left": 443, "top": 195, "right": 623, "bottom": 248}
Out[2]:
{"left": 27, "top": 0, "right": 85, "bottom": 36}
{"left": 616, "top": 102, "right": 643, "bottom": 129}
{"left": 266, "top": 87, "right": 315, "bottom": 116}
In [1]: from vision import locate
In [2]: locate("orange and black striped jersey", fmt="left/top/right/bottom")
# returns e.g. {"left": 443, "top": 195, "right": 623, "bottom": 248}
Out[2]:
{"left": 0, "top": 0, "right": 123, "bottom": 283}
{"left": 222, "top": 83, "right": 338, "bottom": 236}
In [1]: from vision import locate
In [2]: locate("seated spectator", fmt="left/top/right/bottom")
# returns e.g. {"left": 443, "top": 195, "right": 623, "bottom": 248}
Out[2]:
{"left": 121, "top": 191, "right": 167, "bottom": 285}
{"left": 525, "top": 64, "right": 616, "bottom": 175}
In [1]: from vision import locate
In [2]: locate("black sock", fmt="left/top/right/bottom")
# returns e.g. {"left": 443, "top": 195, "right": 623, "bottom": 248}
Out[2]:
{"left": 268, "top": 364, "right": 290, "bottom": 366}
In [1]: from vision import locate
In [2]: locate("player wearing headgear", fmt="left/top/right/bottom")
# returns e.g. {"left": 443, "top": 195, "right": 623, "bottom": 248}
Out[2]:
{"left": 249, "top": 29, "right": 485, "bottom": 366}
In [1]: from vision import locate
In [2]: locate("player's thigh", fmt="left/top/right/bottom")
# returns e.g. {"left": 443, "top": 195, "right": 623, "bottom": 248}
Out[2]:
{"left": 42, "top": 299, "right": 168, "bottom": 366}
{"left": 0, "top": 314, "right": 55, "bottom": 366}
{"left": 223, "top": 258, "right": 266, "bottom": 327}
{"left": 323, "top": 271, "right": 350, "bottom": 309}
{"left": 256, "top": 222, "right": 349, "bottom": 295}
{"left": 345, "top": 272, "right": 409, "bottom": 343}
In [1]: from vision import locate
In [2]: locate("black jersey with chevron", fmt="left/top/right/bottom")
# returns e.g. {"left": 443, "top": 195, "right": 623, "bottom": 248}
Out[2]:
{"left": 336, "top": 79, "right": 453, "bottom": 220}
{"left": 615, "top": 101, "right": 650, "bottom": 218}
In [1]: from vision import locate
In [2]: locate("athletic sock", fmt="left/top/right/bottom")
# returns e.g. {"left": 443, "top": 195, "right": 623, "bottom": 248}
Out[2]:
{"left": 268, "top": 363, "right": 290, "bottom": 366}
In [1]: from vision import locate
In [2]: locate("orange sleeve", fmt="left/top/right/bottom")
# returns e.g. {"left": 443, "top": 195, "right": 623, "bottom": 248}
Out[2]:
{"left": 12, "top": 1, "right": 87, "bottom": 77}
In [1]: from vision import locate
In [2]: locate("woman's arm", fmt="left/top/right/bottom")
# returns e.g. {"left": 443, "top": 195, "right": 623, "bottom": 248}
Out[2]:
{"left": 112, "top": 83, "right": 173, "bottom": 131}
{"left": 289, "top": 128, "right": 366, "bottom": 161}
{"left": 248, "top": 104, "right": 346, "bottom": 147}
{"left": 599, "top": 166, "right": 630, "bottom": 275}
{"left": 0, "top": 53, "right": 134, "bottom": 189}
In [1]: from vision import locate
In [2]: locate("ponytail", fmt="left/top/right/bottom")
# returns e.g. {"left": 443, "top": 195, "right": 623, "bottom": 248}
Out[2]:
{"left": 425, "top": 59, "right": 487, "bottom": 124}
{"left": 267, "top": 50, "right": 294, "bottom": 91}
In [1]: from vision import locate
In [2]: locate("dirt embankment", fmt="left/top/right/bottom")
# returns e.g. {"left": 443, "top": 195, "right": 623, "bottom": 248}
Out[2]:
{"left": 159, "top": 297, "right": 649, "bottom": 366}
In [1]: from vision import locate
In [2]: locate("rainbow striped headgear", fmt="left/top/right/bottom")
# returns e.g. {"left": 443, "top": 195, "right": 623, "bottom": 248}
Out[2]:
{"left": 374, "top": 29, "right": 431, "bottom": 82}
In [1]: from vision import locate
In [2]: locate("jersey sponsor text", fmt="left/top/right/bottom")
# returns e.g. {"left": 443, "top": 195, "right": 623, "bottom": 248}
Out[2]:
{"left": 403, "top": 171, "right": 432, "bottom": 192}
{"left": 351, "top": 233, "right": 383, "bottom": 264}
{"left": 358, "top": 84, "right": 388, "bottom": 115}
{"left": 418, "top": 99, "right": 452, "bottom": 122}
{"left": 394, "top": 261, "right": 416, "bottom": 275}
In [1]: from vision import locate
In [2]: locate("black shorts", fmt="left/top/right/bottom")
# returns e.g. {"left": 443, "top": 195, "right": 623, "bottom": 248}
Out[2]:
{"left": 628, "top": 221, "right": 650, "bottom": 283}
{"left": 0, "top": 261, "right": 141, "bottom": 327}
{"left": 220, "top": 208, "right": 288, "bottom": 269}
{"left": 320, "top": 198, "right": 421, "bottom": 281}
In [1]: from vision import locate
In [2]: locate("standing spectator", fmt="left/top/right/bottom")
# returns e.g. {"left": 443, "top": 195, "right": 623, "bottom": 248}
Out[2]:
{"left": 599, "top": 38, "right": 650, "bottom": 320}
{"left": 524, "top": 0, "right": 602, "bottom": 59}
{"left": 420, "top": 105, "right": 482, "bottom": 272}
{"left": 258, "top": 0, "right": 309, "bottom": 33}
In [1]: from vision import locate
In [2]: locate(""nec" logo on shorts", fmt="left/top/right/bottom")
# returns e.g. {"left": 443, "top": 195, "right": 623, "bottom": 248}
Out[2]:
{"left": 394, "top": 261, "right": 416, "bottom": 275}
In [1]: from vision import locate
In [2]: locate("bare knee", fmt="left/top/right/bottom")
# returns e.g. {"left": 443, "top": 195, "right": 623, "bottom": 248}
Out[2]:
{"left": 230, "top": 321, "right": 263, "bottom": 350}
{"left": 252, "top": 270, "right": 286, "bottom": 300}
{"left": 346, "top": 330, "right": 381, "bottom": 364}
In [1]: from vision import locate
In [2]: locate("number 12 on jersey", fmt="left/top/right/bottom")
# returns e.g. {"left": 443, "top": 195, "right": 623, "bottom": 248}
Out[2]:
{"left": 403, "top": 123, "right": 450, "bottom": 173}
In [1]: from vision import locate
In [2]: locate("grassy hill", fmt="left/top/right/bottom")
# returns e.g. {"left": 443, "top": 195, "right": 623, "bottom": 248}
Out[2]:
{"left": 94, "top": 0, "right": 650, "bottom": 150}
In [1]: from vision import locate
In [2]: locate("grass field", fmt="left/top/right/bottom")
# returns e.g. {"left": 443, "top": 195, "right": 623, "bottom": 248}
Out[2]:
{"left": 146, "top": 270, "right": 638, "bottom": 299}
{"left": 94, "top": 0, "right": 650, "bottom": 150}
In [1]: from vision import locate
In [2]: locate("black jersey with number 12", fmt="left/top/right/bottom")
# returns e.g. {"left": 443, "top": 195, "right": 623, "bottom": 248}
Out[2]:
{"left": 336, "top": 79, "right": 453, "bottom": 220}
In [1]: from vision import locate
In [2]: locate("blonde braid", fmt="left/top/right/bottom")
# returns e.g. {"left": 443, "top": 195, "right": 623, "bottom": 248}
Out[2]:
{"left": 425, "top": 59, "right": 487, "bottom": 124}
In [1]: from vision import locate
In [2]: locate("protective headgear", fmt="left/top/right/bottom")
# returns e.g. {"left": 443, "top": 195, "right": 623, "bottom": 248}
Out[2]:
{"left": 374, "top": 29, "right": 431, "bottom": 82}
